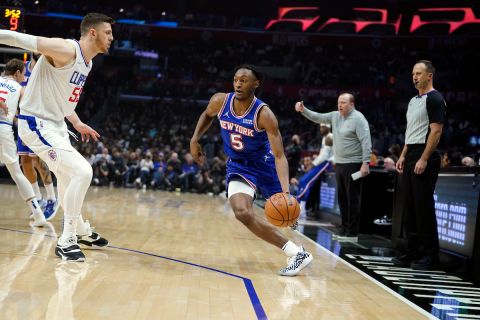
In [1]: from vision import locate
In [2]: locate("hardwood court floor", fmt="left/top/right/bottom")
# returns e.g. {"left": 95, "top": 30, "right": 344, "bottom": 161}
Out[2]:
{"left": 0, "top": 185, "right": 430, "bottom": 320}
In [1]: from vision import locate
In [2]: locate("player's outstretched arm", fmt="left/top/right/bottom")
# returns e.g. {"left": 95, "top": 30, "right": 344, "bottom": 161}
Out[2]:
{"left": 294, "top": 100, "right": 334, "bottom": 125}
{"left": 0, "top": 30, "right": 75, "bottom": 67}
{"left": 190, "top": 93, "right": 226, "bottom": 166}
{"left": 258, "top": 106, "right": 289, "bottom": 193}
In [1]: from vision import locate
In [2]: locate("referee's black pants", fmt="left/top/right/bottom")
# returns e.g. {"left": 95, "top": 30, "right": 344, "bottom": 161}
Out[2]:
{"left": 401, "top": 145, "right": 441, "bottom": 259}
{"left": 335, "top": 163, "right": 362, "bottom": 236}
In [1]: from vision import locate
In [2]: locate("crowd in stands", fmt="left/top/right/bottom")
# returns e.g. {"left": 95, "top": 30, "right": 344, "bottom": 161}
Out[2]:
{"left": 3, "top": 11, "right": 478, "bottom": 196}
{"left": 75, "top": 99, "right": 227, "bottom": 194}
{"left": 64, "top": 34, "right": 479, "bottom": 196}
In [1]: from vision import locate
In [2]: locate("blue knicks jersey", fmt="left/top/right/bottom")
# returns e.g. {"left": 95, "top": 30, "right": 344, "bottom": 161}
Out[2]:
{"left": 218, "top": 93, "right": 270, "bottom": 160}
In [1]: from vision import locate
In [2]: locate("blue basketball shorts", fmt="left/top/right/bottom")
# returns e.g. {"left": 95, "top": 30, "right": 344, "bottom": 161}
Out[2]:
{"left": 226, "top": 154, "right": 282, "bottom": 199}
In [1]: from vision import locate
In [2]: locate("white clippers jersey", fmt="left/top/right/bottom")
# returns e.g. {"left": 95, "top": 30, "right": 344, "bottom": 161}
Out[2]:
{"left": 20, "top": 39, "right": 92, "bottom": 122}
{"left": 0, "top": 76, "right": 22, "bottom": 123}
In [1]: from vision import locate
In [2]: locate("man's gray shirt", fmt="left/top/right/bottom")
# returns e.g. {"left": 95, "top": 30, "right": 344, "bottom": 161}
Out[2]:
{"left": 302, "top": 107, "right": 372, "bottom": 164}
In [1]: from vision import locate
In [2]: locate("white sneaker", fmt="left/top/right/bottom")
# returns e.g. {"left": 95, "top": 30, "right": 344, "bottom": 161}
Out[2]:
{"left": 32, "top": 212, "right": 48, "bottom": 227}
{"left": 279, "top": 246, "right": 313, "bottom": 276}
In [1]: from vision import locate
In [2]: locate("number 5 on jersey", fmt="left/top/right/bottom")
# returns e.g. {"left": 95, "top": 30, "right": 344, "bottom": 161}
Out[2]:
{"left": 230, "top": 133, "right": 244, "bottom": 151}
{"left": 69, "top": 87, "right": 83, "bottom": 103}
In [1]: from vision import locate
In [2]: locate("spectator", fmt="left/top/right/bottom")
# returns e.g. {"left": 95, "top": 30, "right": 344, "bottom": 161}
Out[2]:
{"left": 124, "top": 152, "right": 140, "bottom": 187}
{"left": 441, "top": 151, "right": 450, "bottom": 168}
{"left": 195, "top": 168, "right": 215, "bottom": 194}
{"left": 180, "top": 153, "right": 199, "bottom": 192}
{"left": 388, "top": 144, "right": 402, "bottom": 163}
{"left": 151, "top": 152, "right": 167, "bottom": 189}
{"left": 138, "top": 153, "right": 154, "bottom": 189}
{"left": 285, "top": 134, "right": 302, "bottom": 179}
{"left": 112, "top": 150, "right": 127, "bottom": 187}
{"left": 165, "top": 152, "right": 182, "bottom": 191}
{"left": 210, "top": 156, "right": 226, "bottom": 195}
{"left": 93, "top": 157, "right": 110, "bottom": 186}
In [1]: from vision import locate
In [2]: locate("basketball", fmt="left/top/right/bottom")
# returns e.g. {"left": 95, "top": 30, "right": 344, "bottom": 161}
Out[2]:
{"left": 265, "top": 193, "right": 300, "bottom": 227}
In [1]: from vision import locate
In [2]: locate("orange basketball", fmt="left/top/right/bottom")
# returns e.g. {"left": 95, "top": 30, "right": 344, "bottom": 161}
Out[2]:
{"left": 265, "top": 193, "right": 300, "bottom": 227}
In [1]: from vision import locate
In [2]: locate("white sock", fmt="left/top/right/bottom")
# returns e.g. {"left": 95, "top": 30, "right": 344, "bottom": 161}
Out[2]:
{"left": 45, "top": 183, "right": 56, "bottom": 201}
{"left": 27, "top": 199, "right": 43, "bottom": 218}
{"left": 282, "top": 241, "right": 301, "bottom": 257}
{"left": 61, "top": 215, "right": 78, "bottom": 240}
{"left": 76, "top": 215, "right": 91, "bottom": 236}
{"left": 32, "top": 182, "right": 42, "bottom": 200}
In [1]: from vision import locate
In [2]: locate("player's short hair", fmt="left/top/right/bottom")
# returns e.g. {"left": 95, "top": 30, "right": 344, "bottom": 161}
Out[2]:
{"left": 4, "top": 58, "right": 25, "bottom": 76}
{"left": 416, "top": 60, "right": 435, "bottom": 74}
{"left": 234, "top": 64, "right": 264, "bottom": 84}
{"left": 80, "top": 13, "right": 115, "bottom": 36}
{"left": 32, "top": 53, "right": 41, "bottom": 61}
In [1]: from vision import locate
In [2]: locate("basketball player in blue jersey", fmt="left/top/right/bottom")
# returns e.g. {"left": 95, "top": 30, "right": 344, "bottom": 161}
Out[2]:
{"left": 18, "top": 53, "right": 59, "bottom": 220}
{"left": 190, "top": 65, "right": 313, "bottom": 276}
{"left": 0, "top": 13, "right": 113, "bottom": 261}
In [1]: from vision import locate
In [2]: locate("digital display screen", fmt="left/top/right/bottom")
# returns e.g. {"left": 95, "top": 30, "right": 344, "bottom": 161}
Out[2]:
{"left": 318, "top": 172, "right": 479, "bottom": 257}
{"left": 435, "top": 174, "right": 479, "bottom": 257}
{"left": 0, "top": 7, "right": 24, "bottom": 32}
{"left": 319, "top": 172, "right": 340, "bottom": 215}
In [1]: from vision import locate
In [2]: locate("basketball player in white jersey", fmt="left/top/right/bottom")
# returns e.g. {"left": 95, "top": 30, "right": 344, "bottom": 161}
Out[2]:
{"left": 0, "top": 98, "right": 7, "bottom": 113}
{"left": 0, "top": 58, "right": 47, "bottom": 227}
{"left": 0, "top": 13, "right": 114, "bottom": 261}
{"left": 18, "top": 53, "right": 59, "bottom": 219}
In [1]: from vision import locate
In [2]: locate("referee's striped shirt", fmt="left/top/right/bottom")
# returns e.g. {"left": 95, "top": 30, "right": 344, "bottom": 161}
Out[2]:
{"left": 405, "top": 90, "right": 446, "bottom": 159}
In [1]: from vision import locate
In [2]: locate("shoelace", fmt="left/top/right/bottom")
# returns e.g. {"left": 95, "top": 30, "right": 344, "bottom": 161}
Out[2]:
{"left": 63, "top": 236, "right": 78, "bottom": 247}
{"left": 285, "top": 252, "right": 306, "bottom": 271}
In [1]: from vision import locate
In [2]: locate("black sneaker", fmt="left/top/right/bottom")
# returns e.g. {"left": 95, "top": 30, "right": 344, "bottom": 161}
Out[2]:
{"left": 55, "top": 237, "right": 86, "bottom": 262}
{"left": 78, "top": 231, "right": 109, "bottom": 248}
{"left": 391, "top": 254, "right": 412, "bottom": 267}
{"left": 411, "top": 256, "right": 440, "bottom": 271}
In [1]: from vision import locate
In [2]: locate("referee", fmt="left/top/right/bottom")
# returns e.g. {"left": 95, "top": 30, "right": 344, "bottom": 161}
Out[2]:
{"left": 393, "top": 60, "right": 446, "bottom": 270}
